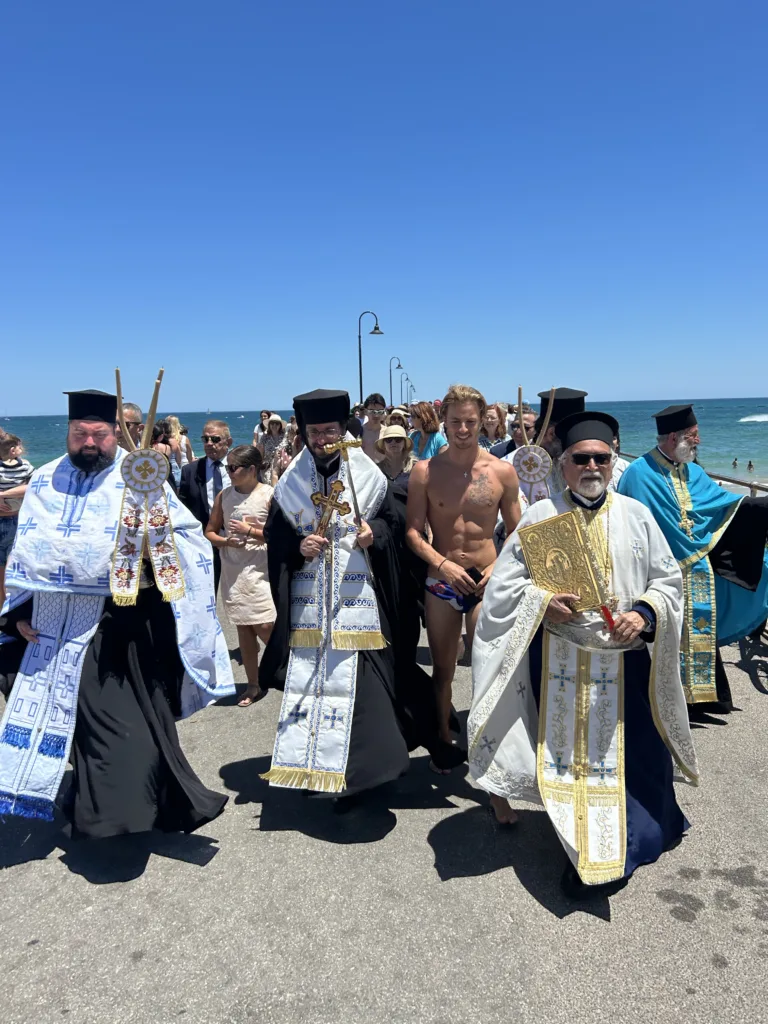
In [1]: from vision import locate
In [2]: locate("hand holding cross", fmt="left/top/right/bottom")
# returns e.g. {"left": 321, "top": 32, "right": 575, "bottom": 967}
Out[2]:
{"left": 311, "top": 480, "right": 351, "bottom": 538}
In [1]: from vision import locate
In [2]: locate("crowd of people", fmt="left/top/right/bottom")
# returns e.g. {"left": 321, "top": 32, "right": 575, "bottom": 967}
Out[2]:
{"left": 0, "top": 381, "right": 767, "bottom": 901}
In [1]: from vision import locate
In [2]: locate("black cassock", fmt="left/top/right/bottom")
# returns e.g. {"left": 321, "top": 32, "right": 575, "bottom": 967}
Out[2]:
{"left": 260, "top": 477, "right": 463, "bottom": 795}
{"left": 0, "top": 587, "right": 227, "bottom": 838}
{"left": 706, "top": 495, "right": 768, "bottom": 710}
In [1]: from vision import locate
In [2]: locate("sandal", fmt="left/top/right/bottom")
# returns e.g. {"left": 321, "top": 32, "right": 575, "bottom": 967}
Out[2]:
{"left": 238, "top": 688, "right": 267, "bottom": 708}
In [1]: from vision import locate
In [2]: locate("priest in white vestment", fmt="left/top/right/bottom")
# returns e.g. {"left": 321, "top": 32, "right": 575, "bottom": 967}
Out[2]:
{"left": 469, "top": 411, "right": 698, "bottom": 897}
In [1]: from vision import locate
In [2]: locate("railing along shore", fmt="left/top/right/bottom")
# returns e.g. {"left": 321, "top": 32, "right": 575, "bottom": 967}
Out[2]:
{"left": 619, "top": 452, "right": 768, "bottom": 498}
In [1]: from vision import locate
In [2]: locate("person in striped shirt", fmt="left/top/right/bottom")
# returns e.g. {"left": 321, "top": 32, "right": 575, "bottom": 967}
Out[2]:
{"left": 0, "top": 433, "right": 34, "bottom": 609}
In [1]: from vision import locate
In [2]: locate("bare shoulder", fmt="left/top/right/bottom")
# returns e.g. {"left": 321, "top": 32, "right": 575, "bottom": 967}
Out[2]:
{"left": 410, "top": 459, "right": 429, "bottom": 484}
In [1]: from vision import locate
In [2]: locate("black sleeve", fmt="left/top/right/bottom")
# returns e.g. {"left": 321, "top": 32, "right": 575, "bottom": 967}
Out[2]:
{"left": 259, "top": 502, "right": 305, "bottom": 691}
{"left": 709, "top": 497, "right": 768, "bottom": 591}
{"left": 0, "top": 596, "right": 34, "bottom": 638}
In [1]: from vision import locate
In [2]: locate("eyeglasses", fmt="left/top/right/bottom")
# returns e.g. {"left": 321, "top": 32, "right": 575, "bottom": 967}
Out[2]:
{"left": 201, "top": 434, "right": 224, "bottom": 443}
{"left": 307, "top": 429, "right": 342, "bottom": 442}
{"left": 384, "top": 438, "right": 404, "bottom": 445}
{"left": 366, "top": 409, "right": 386, "bottom": 416}
{"left": 570, "top": 452, "right": 612, "bottom": 466}
{"left": 225, "top": 464, "right": 241, "bottom": 473}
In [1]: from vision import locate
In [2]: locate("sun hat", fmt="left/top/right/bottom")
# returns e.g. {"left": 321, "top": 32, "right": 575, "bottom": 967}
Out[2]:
{"left": 268, "top": 413, "right": 284, "bottom": 425}
{"left": 375, "top": 424, "right": 413, "bottom": 454}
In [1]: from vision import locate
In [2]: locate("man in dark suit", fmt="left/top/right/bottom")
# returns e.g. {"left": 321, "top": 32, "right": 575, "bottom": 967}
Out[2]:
{"left": 179, "top": 419, "right": 233, "bottom": 592}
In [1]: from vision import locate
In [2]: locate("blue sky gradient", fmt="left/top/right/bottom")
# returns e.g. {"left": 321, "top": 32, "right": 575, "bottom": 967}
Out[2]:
{"left": 2, "top": 2, "right": 766, "bottom": 414}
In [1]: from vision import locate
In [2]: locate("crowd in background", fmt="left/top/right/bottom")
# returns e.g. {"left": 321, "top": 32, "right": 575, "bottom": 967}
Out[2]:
{"left": 0, "top": 395, "right": 536, "bottom": 615}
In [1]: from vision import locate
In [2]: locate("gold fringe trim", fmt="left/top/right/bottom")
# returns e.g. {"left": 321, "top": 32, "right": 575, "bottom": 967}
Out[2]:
{"left": 578, "top": 863, "right": 625, "bottom": 885}
{"left": 332, "top": 630, "right": 386, "bottom": 650}
{"left": 289, "top": 629, "right": 324, "bottom": 648}
{"left": 259, "top": 767, "right": 347, "bottom": 793}
{"left": 112, "top": 593, "right": 139, "bottom": 607}
{"left": 160, "top": 586, "right": 186, "bottom": 603}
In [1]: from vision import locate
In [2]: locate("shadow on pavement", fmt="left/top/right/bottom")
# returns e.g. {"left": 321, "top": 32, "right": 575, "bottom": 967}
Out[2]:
{"left": 427, "top": 804, "right": 615, "bottom": 921}
{"left": 0, "top": 812, "right": 221, "bottom": 883}
{"left": 58, "top": 831, "right": 220, "bottom": 883}
{"left": 218, "top": 753, "right": 484, "bottom": 846}
{"left": 735, "top": 636, "right": 768, "bottom": 694}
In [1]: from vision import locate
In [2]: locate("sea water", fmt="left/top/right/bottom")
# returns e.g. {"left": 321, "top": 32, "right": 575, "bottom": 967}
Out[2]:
{"left": 3, "top": 399, "right": 768, "bottom": 486}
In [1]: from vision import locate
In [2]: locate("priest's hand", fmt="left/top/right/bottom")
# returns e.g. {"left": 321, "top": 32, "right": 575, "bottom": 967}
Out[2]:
{"left": 300, "top": 533, "right": 329, "bottom": 559}
{"left": 356, "top": 519, "right": 374, "bottom": 549}
{"left": 544, "top": 593, "right": 580, "bottom": 623}
{"left": 17, "top": 620, "right": 39, "bottom": 644}
{"left": 611, "top": 611, "right": 645, "bottom": 644}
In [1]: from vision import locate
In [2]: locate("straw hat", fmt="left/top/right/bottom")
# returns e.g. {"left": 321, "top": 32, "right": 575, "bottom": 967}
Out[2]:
{"left": 375, "top": 424, "right": 413, "bottom": 453}
{"left": 268, "top": 413, "right": 284, "bottom": 426}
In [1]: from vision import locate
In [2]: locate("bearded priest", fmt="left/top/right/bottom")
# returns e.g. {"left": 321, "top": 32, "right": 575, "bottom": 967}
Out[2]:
{"left": 617, "top": 404, "right": 768, "bottom": 712}
{"left": 259, "top": 389, "right": 461, "bottom": 805}
{"left": 469, "top": 411, "right": 698, "bottom": 897}
{"left": 0, "top": 389, "right": 235, "bottom": 836}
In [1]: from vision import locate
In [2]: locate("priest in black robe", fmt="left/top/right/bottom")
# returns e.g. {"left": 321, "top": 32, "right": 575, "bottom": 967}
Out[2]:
{"left": 260, "top": 389, "right": 462, "bottom": 802}
{"left": 0, "top": 388, "right": 235, "bottom": 836}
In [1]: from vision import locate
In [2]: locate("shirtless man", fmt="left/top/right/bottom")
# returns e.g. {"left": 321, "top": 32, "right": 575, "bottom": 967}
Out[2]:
{"left": 406, "top": 385, "right": 521, "bottom": 818}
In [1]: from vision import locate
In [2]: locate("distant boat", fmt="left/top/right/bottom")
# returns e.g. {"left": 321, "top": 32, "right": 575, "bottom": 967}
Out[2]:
{"left": 237, "top": 414, "right": 245, "bottom": 419}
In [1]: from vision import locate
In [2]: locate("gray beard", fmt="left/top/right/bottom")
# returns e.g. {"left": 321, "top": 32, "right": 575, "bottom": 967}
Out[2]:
{"left": 575, "top": 476, "right": 608, "bottom": 500}
{"left": 543, "top": 437, "right": 563, "bottom": 459}
{"left": 673, "top": 439, "right": 697, "bottom": 463}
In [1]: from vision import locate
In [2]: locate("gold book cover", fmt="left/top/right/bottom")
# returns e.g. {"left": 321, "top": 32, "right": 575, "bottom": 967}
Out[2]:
{"left": 517, "top": 510, "right": 603, "bottom": 611}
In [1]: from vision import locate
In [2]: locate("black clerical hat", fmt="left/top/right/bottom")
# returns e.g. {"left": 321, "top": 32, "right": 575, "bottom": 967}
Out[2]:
{"left": 64, "top": 389, "right": 118, "bottom": 423}
{"left": 653, "top": 404, "right": 697, "bottom": 434}
{"left": 293, "top": 389, "right": 351, "bottom": 430}
{"left": 555, "top": 411, "right": 619, "bottom": 450}
{"left": 537, "top": 387, "right": 588, "bottom": 424}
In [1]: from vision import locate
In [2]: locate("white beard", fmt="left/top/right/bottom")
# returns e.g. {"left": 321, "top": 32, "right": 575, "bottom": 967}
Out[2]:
{"left": 574, "top": 475, "right": 608, "bottom": 500}
{"left": 673, "top": 439, "right": 697, "bottom": 463}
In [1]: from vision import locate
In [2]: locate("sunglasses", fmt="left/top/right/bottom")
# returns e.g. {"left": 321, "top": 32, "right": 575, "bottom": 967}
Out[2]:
{"left": 201, "top": 434, "right": 224, "bottom": 443}
{"left": 366, "top": 409, "right": 386, "bottom": 416}
{"left": 384, "top": 437, "right": 404, "bottom": 445}
{"left": 570, "top": 452, "right": 612, "bottom": 466}
{"left": 225, "top": 464, "right": 241, "bottom": 473}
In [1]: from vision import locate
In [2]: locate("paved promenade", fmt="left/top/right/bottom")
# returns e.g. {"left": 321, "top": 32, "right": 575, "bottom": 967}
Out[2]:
{"left": 2, "top": 623, "right": 767, "bottom": 1024}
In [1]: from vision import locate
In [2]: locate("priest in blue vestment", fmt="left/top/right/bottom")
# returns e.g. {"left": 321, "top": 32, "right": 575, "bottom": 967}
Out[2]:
{"left": 617, "top": 404, "right": 768, "bottom": 711}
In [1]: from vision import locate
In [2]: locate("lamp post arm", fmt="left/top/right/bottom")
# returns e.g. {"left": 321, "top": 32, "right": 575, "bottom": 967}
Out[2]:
{"left": 357, "top": 310, "right": 380, "bottom": 404}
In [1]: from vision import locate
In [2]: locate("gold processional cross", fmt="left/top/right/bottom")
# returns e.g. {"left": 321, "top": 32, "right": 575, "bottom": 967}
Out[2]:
{"left": 310, "top": 481, "right": 352, "bottom": 549}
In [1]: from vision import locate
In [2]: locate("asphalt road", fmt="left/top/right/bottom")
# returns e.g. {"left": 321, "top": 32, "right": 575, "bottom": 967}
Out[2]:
{"left": 2, "top": 620, "right": 768, "bottom": 1024}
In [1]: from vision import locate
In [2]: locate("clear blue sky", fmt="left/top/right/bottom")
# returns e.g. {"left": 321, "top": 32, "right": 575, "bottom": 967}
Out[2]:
{"left": 2, "top": 2, "right": 766, "bottom": 415}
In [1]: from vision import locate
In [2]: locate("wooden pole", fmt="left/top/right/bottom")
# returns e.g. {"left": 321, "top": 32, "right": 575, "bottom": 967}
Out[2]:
{"left": 140, "top": 368, "right": 165, "bottom": 450}
{"left": 115, "top": 368, "right": 137, "bottom": 453}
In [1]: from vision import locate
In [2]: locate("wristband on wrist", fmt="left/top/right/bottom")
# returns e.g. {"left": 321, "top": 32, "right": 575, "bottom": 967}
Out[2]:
{"left": 436, "top": 557, "right": 447, "bottom": 575}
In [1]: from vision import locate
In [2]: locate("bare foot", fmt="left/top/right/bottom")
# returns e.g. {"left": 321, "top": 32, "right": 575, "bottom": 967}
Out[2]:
{"left": 489, "top": 794, "right": 519, "bottom": 825}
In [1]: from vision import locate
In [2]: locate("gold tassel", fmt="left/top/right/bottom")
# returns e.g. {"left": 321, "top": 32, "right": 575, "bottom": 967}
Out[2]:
{"left": 289, "top": 629, "right": 324, "bottom": 648}
{"left": 260, "top": 767, "right": 347, "bottom": 793}
{"left": 111, "top": 593, "right": 138, "bottom": 607}
{"left": 332, "top": 630, "right": 386, "bottom": 650}
{"left": 578, "top": 863, "right": 625, "bottom": 885}
{"left": 160, "top": 586, "right": 186, "bottom": 603}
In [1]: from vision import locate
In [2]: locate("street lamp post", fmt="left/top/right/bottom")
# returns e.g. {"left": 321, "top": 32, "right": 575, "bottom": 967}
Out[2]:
{"left": 389, "top": 356, "right": 402, "bottom": 407}
{"left": 408, "top": 383, "right": 416, "bottom": 403}
{"left": 358, "top": 311, "right": 383, "bottom": 404}
{"left": 400, "top": 372, "right": 410, "bottom": 405}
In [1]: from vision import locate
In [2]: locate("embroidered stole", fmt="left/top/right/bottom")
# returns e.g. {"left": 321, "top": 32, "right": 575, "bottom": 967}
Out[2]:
{"left": 262, "top": 442, "right": 388, "bottom": 792}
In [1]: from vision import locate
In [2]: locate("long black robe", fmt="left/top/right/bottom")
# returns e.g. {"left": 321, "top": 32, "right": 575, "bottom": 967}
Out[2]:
{"left": 260, "top": 477, "right": 462, "bottom": 795}
{"left": 0, "top": 588, "right": 227, "bottom": 838}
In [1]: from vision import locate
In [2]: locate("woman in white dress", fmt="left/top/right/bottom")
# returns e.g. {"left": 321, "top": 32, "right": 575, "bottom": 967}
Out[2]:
{"left": 204, "top": 445, "right": 276, "bottom": 706}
